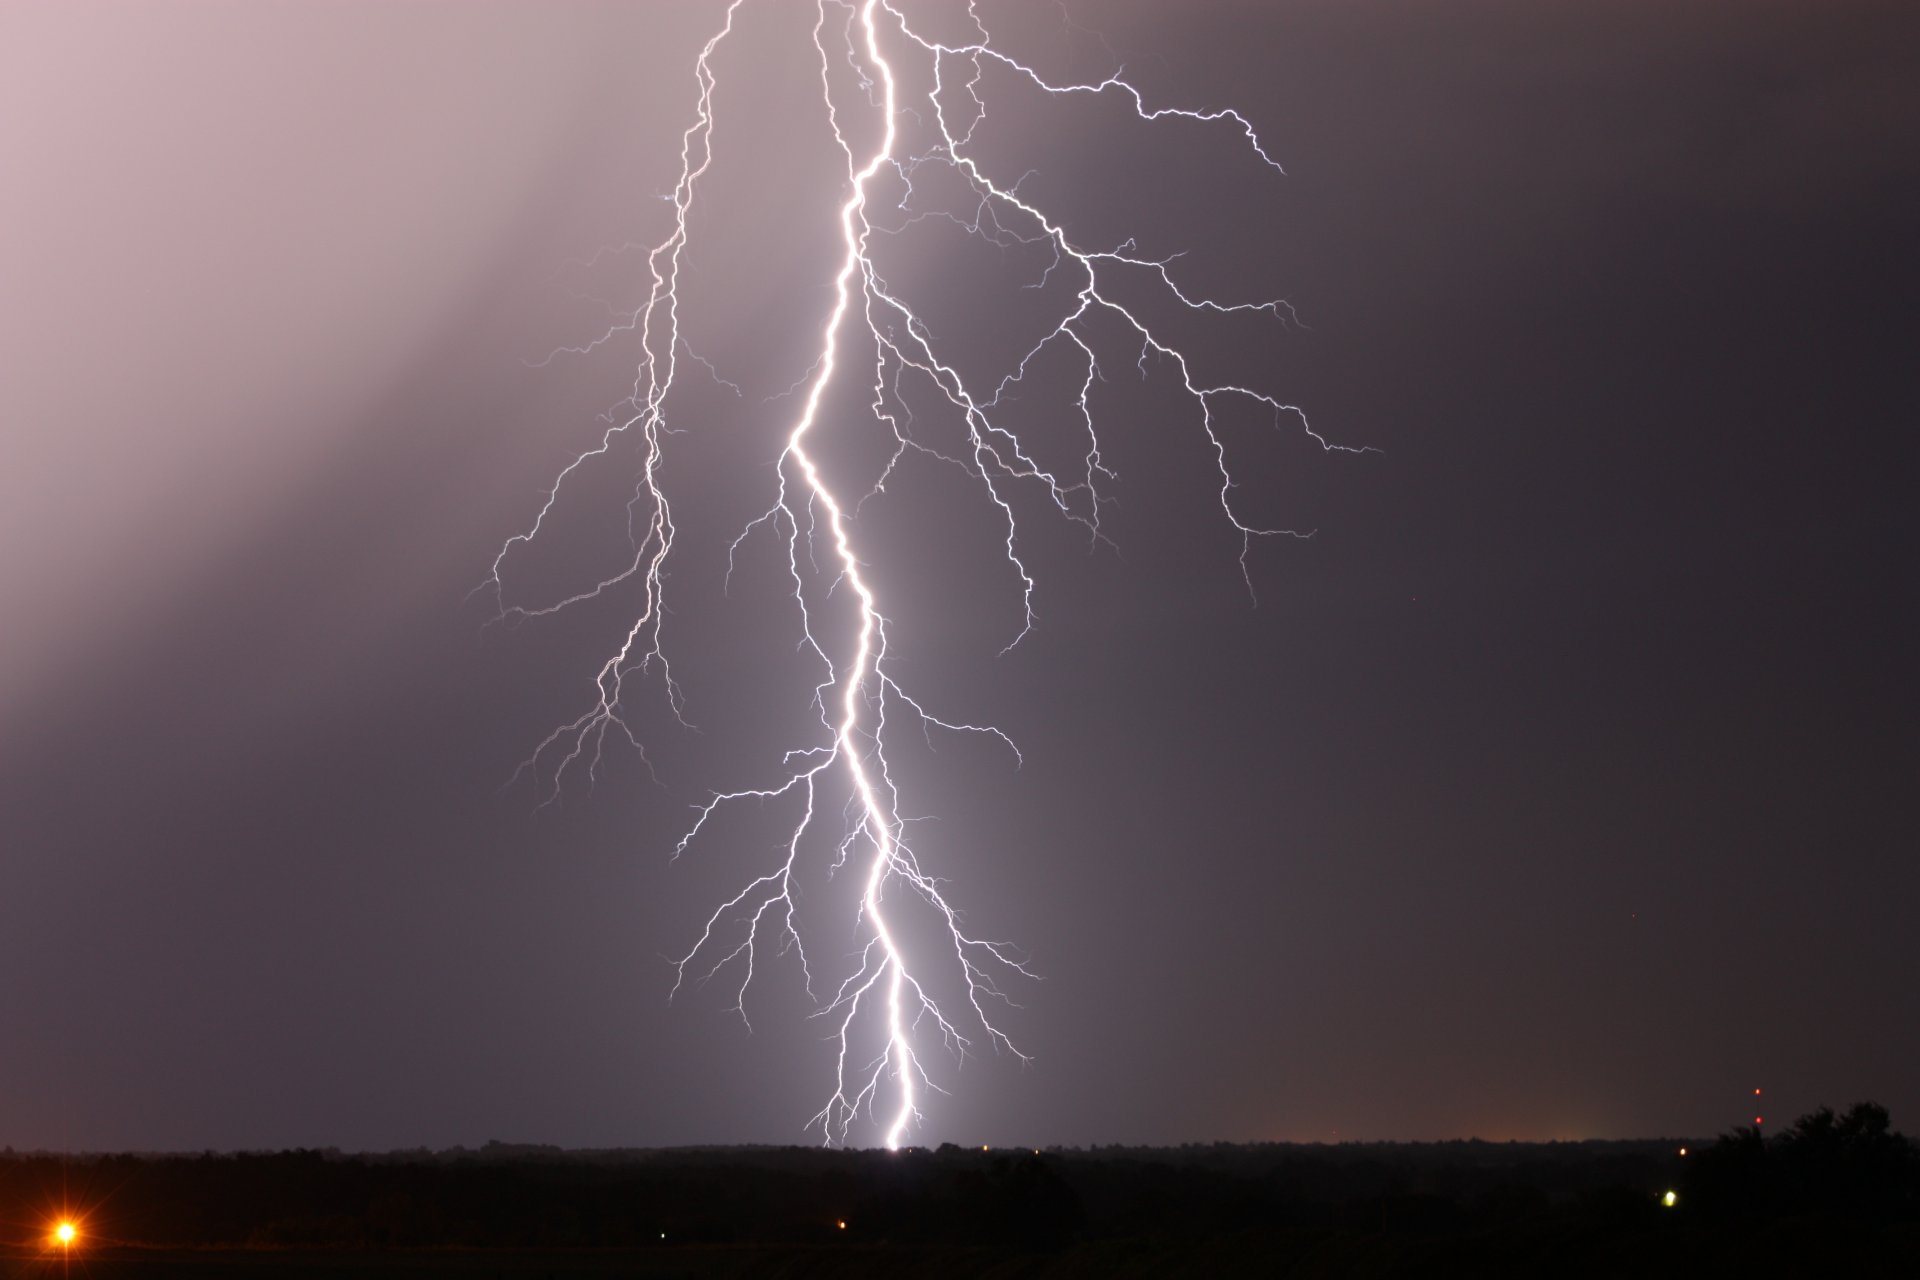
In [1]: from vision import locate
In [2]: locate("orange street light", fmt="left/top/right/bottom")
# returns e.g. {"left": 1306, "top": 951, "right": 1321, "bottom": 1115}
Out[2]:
{"left": 53, "top": 1220, "right": 77, "bottom": 1248}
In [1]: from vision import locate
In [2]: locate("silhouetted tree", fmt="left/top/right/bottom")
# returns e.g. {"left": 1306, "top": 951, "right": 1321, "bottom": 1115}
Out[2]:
{"left": 1777, "top": 1103, "right": 1916, "bottom": 1221}
{"left": 1688, "top": 1102, "right": 1918, "bottom": 1225}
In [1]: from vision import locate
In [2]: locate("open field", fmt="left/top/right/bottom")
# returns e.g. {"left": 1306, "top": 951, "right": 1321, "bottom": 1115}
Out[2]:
{"left": 4, "top": 1129, "right": 1916, "bottom": 1277}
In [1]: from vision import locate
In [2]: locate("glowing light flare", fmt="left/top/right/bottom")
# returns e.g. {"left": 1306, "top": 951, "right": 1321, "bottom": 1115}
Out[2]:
{"left": 497, "top": 0, "right": 1352, "bottom": 1146}
{"left": 53, "top": 1220, "right": 77, "bottom": 1247}
{"left": 1662, "top": 1190, "right": 1678, "bottom": 1208}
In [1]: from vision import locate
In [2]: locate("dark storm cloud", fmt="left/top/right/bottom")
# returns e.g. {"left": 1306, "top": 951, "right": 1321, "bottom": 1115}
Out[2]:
{"left": 1, "top": 1, "right": 1914, "bottom": 1150}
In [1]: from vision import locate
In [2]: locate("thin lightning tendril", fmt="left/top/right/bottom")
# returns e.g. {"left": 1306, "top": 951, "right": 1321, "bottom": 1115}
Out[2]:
{"left": 488, "top": 0, "right": 1362, "bottom": 1149}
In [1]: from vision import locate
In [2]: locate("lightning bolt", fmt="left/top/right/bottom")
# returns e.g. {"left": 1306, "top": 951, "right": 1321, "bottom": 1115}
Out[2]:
{"left": 487, "top": 0, "right": 1363, "bottom": 1149}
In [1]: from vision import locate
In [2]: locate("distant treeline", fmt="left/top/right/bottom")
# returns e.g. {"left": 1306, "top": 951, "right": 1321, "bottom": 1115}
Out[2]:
{"left": 1, "top": 1104, "right": 1914, "bottom": 1276}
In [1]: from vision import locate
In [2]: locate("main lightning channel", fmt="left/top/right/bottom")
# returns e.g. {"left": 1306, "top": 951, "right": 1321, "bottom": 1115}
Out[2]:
{"left": 777, "top": 0, "right": 915, "bottom": 1149}
{"left": 495, "top": 0, "right": 1356, "bottom": 1149}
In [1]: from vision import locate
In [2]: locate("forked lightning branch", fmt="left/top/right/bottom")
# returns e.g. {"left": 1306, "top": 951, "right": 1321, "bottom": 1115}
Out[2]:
{"left": 487, "top": 0, "right": 1358, "bottom": 1148}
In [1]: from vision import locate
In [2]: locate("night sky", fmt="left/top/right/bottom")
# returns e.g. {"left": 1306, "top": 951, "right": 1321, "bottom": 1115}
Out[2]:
{"left": 3, "top": 1, "right": 1915, "bottom": 1153}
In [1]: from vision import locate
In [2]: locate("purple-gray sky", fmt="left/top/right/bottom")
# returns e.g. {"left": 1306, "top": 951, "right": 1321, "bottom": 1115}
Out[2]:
{"left": 2, "top": 0, "right": 1915, "bottom": 1152}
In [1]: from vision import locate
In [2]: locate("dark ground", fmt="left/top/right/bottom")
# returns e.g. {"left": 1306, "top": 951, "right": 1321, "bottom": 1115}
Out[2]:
{"left": 4, "top": 1108, "right": 1916, "bottom": 1277}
